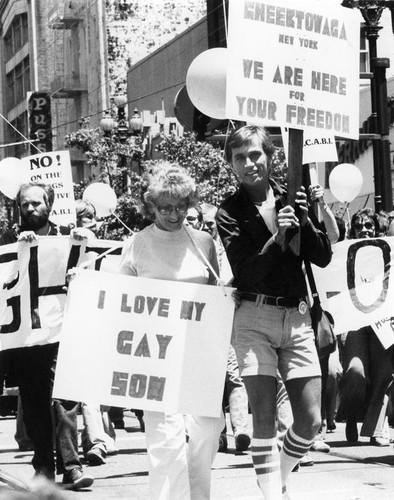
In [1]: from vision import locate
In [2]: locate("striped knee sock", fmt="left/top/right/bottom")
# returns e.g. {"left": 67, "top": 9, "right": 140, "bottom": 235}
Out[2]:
{"left": 280, "top": 426, "right": 313, "bottom": 486}
{"left": 251, "top": 437, "right": 282, "bottom": 499}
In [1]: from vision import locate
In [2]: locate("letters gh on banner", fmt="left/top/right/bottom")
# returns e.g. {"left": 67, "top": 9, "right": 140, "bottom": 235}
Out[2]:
{"left": 0, "top": 237, "right": 122, "bottom": 350}
{"left": 52, "top": 270, "right": 235, "bottom": 418}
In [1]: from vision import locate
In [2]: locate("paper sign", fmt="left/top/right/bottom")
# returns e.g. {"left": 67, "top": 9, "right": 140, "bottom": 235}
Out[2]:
{"left": 0, "top": 237, "right": 122, "bottom": 350}
{"left": 53, "top": 270, "right": 234, "bottom": 417}
{"left": 312, "top": 237, "right": 394, "bottom": 347}
{"left": 22, "top": 151, "right": 76, "bottom": 227}
{"left": 226, "top": 0, "right": 360, "bottom": 139}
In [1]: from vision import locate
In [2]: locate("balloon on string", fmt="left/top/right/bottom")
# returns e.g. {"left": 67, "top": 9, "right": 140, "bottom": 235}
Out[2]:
{"left": 186, "top": 48, "right": 227, "bottom": 120}
{"left": 82, "top": 182, "right": 117, "bottom": 218}
{"left": 328, "top": 163, "right": 363, "bottom": 203}
{"left": 0, "top": 157, "right": 26, "bottom": 199}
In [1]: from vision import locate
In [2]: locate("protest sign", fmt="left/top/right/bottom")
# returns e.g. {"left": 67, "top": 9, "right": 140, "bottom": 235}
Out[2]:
{"left": 226, "top": 0, "right": 360, "bottom": 139}
{"left": 312, "top": 237, "right": 394, "bottom": 347}
{"left": 281, "top": 127, "right": 338, "bottom": 168}
{"left": 0, "top": 237, "right": 122, "bottom": 350}
{"left": 52, "top": 269, "right": 234, "bottom": 417}
{"left": 22, "top": 150, "right": 76, "bottom": 227}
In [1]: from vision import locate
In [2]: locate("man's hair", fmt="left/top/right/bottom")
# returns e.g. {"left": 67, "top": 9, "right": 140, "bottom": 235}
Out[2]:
{"left": 349, "top": 207, "right": 380, "bottom": 239}
{"left": 75, "top": 199, "right": 96, "bottom": 221}
{"left": 16, "top": 182, "right": 55, "bottom": 210}
{"left": 224, "top": 125, "right": 275, "bottom": 163}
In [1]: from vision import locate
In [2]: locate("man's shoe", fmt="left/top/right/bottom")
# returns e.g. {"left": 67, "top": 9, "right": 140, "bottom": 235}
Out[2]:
{"left": 370, "top": 436, "right": 390, "bottom": 447}
{"left": 235, "top": 432, "right": 251, "bottom": 452}
{"left": 345, "top": 420, "right": 358, "bottom": 443}
{"left": 327, "top": 422, "right": 336, "bottom": 432}
{"left": 311, "top": 439, "right": 330, "bottom": 452}
{"left": 87, "top": 447, "right": 106, "bottom": 465}
{"left": 218, "top": 434, "right": 228, "bottom": 453}
{"left": 62, "top": 468, "right": 94, "bottom": 490}
{"left": 299, "top": 454, "right": 314, "bottom": 466}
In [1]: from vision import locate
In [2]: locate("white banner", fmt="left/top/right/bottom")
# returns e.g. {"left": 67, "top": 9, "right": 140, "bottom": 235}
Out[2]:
{"left": 0, "top": 237, "right": 122, "bottom": 350}
{"left": 312, "top": 237, "right": 394, "bottom": 347}
{"left": 21, "top": 151, "right": 76, "bottom": 228}
{"left": 53, "top": 270, "right": 234, "bottom": 417}
{"left": 226, "top": 0, "right": 360, "bottom": 139}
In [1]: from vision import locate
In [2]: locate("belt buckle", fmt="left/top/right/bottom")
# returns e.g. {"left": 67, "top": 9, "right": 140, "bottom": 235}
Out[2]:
{"left": 276, "top": 297, "right": 281, "bottom": 307}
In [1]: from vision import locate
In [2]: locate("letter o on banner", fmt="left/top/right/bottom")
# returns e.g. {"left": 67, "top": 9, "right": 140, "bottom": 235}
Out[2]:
{"left": 186, "top": 48, "right": 227, "bottom": 120}
{"left": 82, "top": 182, "right": 117, "bottom": 218}
{"left": 347, "top": 239, "right": 391, "bottom": 314}
{"left": 329, "top": 163, "right": 363, "bottom": 203}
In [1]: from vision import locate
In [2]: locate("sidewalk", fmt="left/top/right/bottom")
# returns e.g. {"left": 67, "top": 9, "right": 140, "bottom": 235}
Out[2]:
{"left": 1, "top": 412, "right": 394, "bottom": 499}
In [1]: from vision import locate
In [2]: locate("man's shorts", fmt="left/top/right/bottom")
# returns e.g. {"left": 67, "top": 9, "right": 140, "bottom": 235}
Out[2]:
{"left": 232, "top": 298, "right": 321, "bottom": 382}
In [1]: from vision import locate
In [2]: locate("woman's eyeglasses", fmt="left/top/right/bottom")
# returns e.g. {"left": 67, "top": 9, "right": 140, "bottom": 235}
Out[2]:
{"left": 354, "top": 221, "right": 374, "bottom": 231}
{"left": 156, "top": 203, "right": 189, "bottom": 215}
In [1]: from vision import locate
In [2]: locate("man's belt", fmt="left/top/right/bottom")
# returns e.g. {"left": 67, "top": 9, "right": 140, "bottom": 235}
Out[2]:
{"left": 241, "top": 292, "right": 305, "bottom": 308}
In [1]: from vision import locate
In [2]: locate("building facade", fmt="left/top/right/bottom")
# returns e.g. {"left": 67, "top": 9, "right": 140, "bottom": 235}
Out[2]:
{"left": 126, "top": 3, "right": 394, "bottom": 214}
{"left": 0, "top": 0, "right": 109, "bottom": 182}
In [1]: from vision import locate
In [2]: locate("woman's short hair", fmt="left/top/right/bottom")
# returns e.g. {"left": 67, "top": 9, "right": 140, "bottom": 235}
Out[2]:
{"left": 17, "top": 182, "right": 55, "bottom": 210}
{"left": 140, "top": 162, "right": 198, "bottom": 219}
{"left": 75, "top": 199, "right": 96, "bottom": 222}
{"left": 224, "top": 125, "right": 276, "bottom": 163}
{"left": 349, "top": 207, "right": 380, "bottom": 239}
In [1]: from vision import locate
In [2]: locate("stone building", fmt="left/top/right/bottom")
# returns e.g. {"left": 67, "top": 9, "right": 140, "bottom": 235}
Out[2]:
{"left": 0, "top": 0, "right": 109, "bottom": 182}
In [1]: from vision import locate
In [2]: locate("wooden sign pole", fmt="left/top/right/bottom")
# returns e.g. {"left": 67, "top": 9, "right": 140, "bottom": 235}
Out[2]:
{"left": 285, "top": 128, "right": 304, "bottom": 255}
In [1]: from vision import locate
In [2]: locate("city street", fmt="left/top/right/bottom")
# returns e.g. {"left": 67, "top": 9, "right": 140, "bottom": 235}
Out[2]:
{"left": 1, "top": 411, "right": 394, "bottom": 499}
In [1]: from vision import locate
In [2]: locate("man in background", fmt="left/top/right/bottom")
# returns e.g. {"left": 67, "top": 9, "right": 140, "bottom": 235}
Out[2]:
{"left": 0, "top": 182, "right": 93, "bottom": 490}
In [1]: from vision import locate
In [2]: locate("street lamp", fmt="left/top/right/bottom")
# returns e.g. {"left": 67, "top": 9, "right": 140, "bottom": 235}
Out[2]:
{"left": 341, "top": 0, "right": 394, "bottom": 212}
{"left": 129, "top": 108, "right": 143, "bottom": 135}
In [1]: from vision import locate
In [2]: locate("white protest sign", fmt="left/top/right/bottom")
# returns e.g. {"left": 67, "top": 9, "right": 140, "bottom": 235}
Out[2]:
{"left": 371, "top": 317, "right": 394, "bottom": 350}
{"left": 53, "top": 270, "right": 234, "bottom": 417}
{"left": 302, "top": 131, "right": 338, "bottom": 164}
{"left": 226, "top": 0, "right": 360, "bottom": 139}
{"left": 281, "top": 127, "right": 338, "bottom": 165}
{"left": 0, "top": 237, "right": 123, "bottom": 350}
{"left": 22, "top": 150, "right": 76, "bottom": 227}
{"left": 312, "top": 237, "right": 394, "bottom": 347}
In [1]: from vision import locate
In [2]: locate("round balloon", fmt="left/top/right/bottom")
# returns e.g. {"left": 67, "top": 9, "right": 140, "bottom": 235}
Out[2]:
{"left": 186, "top": 48, "right": 227, "bottom": 120}
{"left": 82, "top": 182, "right": 117, "bottom": 218}
{"left": 0, "top": 157, "right": 25, "bottom": 199}
{"left": 329, "top": 163, "right": 363, "bottom": 203}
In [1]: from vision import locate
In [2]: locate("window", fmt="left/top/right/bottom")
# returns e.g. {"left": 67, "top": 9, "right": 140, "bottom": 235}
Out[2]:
{"left": 360, "top": 26, "right": 369, "bottom": 74}
{"left": 3, "top": 13, "right": 28, "bottom": 62}
{"left": 5, "top": 112, "right": 28, "bottom": 158}
{"left": 5, "top": 57, "right": 31, "bottom": 111}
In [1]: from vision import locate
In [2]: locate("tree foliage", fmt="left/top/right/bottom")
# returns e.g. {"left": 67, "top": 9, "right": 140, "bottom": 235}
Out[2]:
{"left": 65, "top": 126, "right": 286, "bottom": 240}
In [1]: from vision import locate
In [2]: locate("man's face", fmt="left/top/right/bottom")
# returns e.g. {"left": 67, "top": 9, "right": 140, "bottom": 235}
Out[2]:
{"left": 185, "top": 208, "right": 202, "bottom": 230}
{"left": 202, "top": 214, "right": 217, "bottom": 238}
{"left": 353, "top": 216, "right": 376, "bottom": 239}
{"left": 19, "top": 186, "right": 50, "bottom": 231}
{"left": 230, "top": 135, "right": 269, "bottom": 189}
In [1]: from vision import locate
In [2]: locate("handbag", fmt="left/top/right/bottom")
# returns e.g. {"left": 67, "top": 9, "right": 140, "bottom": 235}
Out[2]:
{"left": 305, "top": 261, "right": 336, "bottom": 359}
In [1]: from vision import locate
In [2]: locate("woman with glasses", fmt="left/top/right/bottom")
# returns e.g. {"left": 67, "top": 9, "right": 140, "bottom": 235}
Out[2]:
{"left": 119, "top": 162, "right": 223, "bottom": 500}
{"left": 337, "top": 208, "right": 393, "bottom": 447}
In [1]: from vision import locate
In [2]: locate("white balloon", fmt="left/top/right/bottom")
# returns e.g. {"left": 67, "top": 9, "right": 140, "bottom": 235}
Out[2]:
{"left": 82, "top": 182, "right": 117, "bottom": 218}
{"left": 0, "top": 157, "right": 25, "bottom": 199}
{"left": 329, "top": 163, "right": 363, "bottom": 203}
{"left": 186, "top": 48, "right": 227, "bottom": 120}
